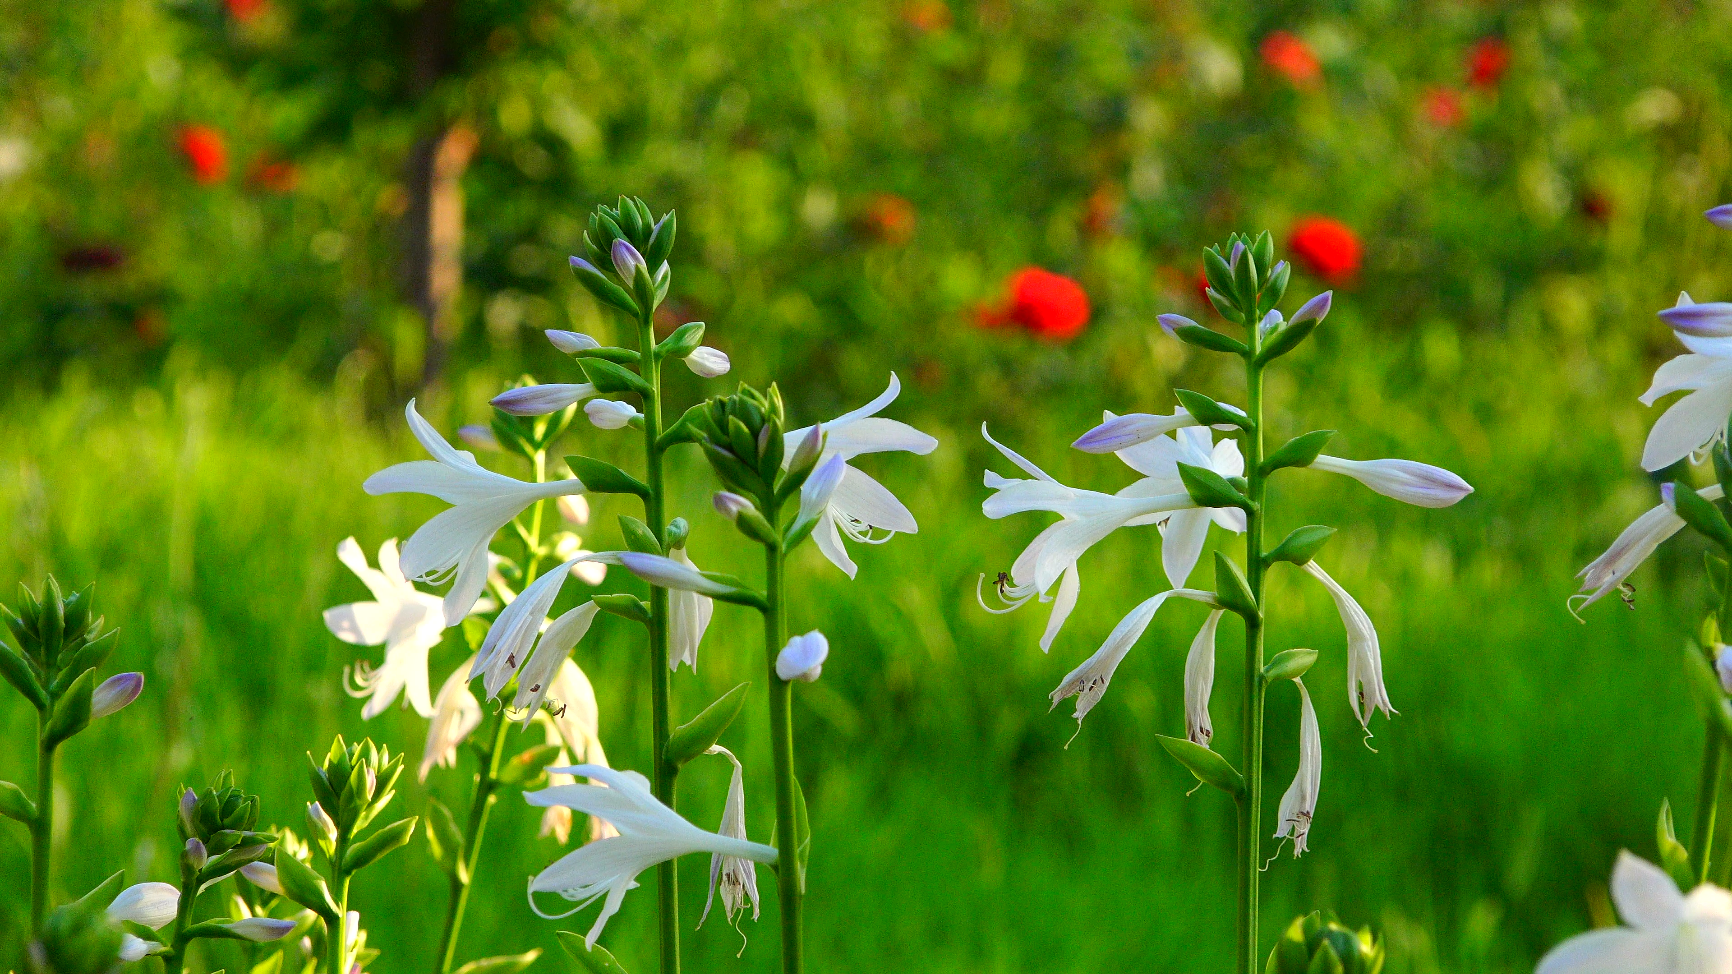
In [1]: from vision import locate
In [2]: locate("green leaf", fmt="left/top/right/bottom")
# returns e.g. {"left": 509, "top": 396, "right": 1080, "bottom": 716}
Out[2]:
{"left": 495, "top": 744, "right": 565, "bottom": 788}
{"left": 1263, "top": 649, "right": 1319, "bottom": 683}
{"left": 71, "top": 870, "right": 126, "bottom": 911}
{"left": 43, "top": 667, "right": 95, "bottom": 746}
{"left": 565, "top": 457, "right": 649, "bottom": 499}
{"left": 578, "top": 358, "right": 652, "bottom": 397}
{"left": 1172, "top": 324, "right": 1248, "bottom": 356}
{"left": 1177, "top": 462, "right": 1252, "bottom": 512}
{"left": 1174, "top": 389, "right": 1252, "bottom": 431}
{"left": 643, "top": 211, "right": 677, "bottom": 269}
{"left": 1674, "top": 483, "right": 1732, "bottom": 550}
{"left": 793, "top": 773, "right": 811, "bottom": 894}
{"left": 1266, "top": 525, "right": 1337, "bottom": 566}
{"left": 617, "top": 515, "right": 663, "bottom": 555}
{"left": 342, "top": 817, "right": 418, "bottom": 873}
{"left": 1155, "top": 734, "right": 1245, "bottom": 795}
{"left": 425, "top": 798, "right": 466, "bottom": 882}
{"left": 1202, "top": 247, "right": 1234, "bottom": 297}
{"left": 1262, "top": 431, "right": 1337, "bottom": 475}
{"left": 1658, "top": 799, "right": 1696, "bottom": 890}
{"left": 663, "top": 683, "right": 750, "bottom": 767}
{"left": 593, "top": 594, "right": 651, "bottom": 625}
{"left": 1213, "top": 552, "right": 1259, "bottom": 619}
{"left": 1257, "top": 318, "right": 1319, "bottom": 365}
{"left": 454, "top": 951, "right": 544, "bottom": 974}
{"left": 656, "top": 321, "right": 705, "bottom": 360}
{"left": 700, "top": 441, "right": 768, "bottom": 498}
{"left": 274, "top": 849, "right": 338, "bottom": 920}
{"left": 0, "top": 780, "right": 36, "bottom": 825}
{"left": 557, "top": 931, "right": 630, "bottom": 974}
{"left": 1259, "top": 260, "right": 1292, "bottom": 317}
{"left": 0, "top": 642, "right": 46, "bottom": 709}
{"left": 570, "top": 258, "right": 640, "bottom": 318}
{"left": 1683, "top": 647, "right": 1732, "bottom": 737}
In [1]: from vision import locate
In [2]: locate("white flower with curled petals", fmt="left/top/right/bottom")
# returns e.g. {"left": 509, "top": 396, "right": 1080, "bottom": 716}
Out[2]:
{"left": 1302, "top": 561, "right": 1394, "bottom": 732}
{"left": 1643, "top": 292, "right": 1732, "bottom": 471}
{"left": 421, "top": 657, "right": 482, "bottom": 782}
{"left": 1102, "top": 414, "right": 1246, "bottom": 587}
{"left": 511, "top": 601, "right": 602, "bottom": 718}
{"left": 324, "top": 537, "right": 446, "bottom": 720}
{"left": 535, "top": 660, "right": 618, "bottom": 845}
{"left": 1536, "top": 851, "right": 1732, "bottom": 974}
{"left": 975, "top": 425, "right": 1085, "bottom": 652}
{"left": 526, "top": 765, "right": 778, "bottom": 948}
{"left": 1307, "top": 456, "right": 1473, "bottom": 508}
{"left": 781, "top": 374, "right": 937, "bottom": 578}
{"left": 490, "top": 383, "right": 600, "bottom": 417}
{"left": 1574, "top": 484, "right": 1724, "bottom": 616}
{"left": 1272, "top": 678, "right": 1321, "bottom": 858}
{"left": 364, "top": 400, "right": 586, "bottom": 621}
{"left": 1050, "top": 588, "right": 1219, "bottom": 732}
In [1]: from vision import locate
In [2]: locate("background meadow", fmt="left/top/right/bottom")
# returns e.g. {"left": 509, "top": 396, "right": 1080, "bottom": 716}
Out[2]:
{"left": 4, "top": 0, "right": 1732, "bottom": 970}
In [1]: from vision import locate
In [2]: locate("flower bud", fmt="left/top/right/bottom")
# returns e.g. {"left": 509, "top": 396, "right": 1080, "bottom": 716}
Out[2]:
{"left": 457, "top": 425, "right": 500, "bottom": 452}
{"left": 586, "top": 399, "right": 639, "bottom": 430}
{"left": 178, "top": 789, "right": 198, "bottom": 835}
{"left": 611, "top": 238, "right": 648, "bottom": 281}
{"left": 184, "top": 837, "right": 208, "bottom": 870}
{"left": 684, "top": 347, "right": 731, "bottom": 378}
{"left": 1308, "top": 455, "right": 1472, "bottom": 508}
{"left": 226, "top": 918, "right": 297, "bottom": 943}
{"left": 39, "top": 896, "right": 128, "bottom": 974}
{"left": 1716, "top": 644, "right": 1732, "bottom": 695}
{"left": 1708, "top": 205, "right": 1732, "bottom": 230}
{"left": 776, "top": 630, "right": 829, "bottom": 683}
{"left": 557, "top": 494, "right": 591, "bottom": 526}
{"left": 491, "top": 383, "right": 598, "bottom": 417}
{"left": 1258, "top": 309, "right": 1284, "bottom": 337}
{"left": 1157, "top": 313, "right": 1196, "bottom": 338}
{"left": 713, "top": 492, "right": 754, "bottom": 521}
{"left": 788, "top": 424, "right": 824, "bottom": 474}
{"left": 239, "top": 861, "right": 283, "bottom": 895}
{"left": 307, "top": 802, "right": 337, "bottom": 844}
{"left": 546, "top": 329, "right": 601, "bottom": 354}
{"left": 90, "top": 672, "right": 143, "bottom": 719}
{"left": 1288, "top": 290, "right": 1332, "bottom": 327}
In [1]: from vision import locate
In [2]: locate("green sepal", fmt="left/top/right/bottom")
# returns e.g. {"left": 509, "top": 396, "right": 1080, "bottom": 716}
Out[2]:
{"left": 496, "top": 744, "right": 565, "bottom": 789}
{"left": 643, "top": 211, "right": 677, "bottom": 269}
{"left": 1674, "top": 483, "right": 1732, "bottom": 551}
{"left": 454, "top": 950, "right": 544, "bottom": 974}
{"left": 701, "top": 441, "right": 769, "bottom": 497}
{"left": 782, "top": 514, "right": 820, "bottom": 552}
{"left": 53, "top": 630, "right": 117, "bottom": 695}
{"left": 274, "top": 849, "right": 338, "bottom": 920}
{"left": 1683, "top": 647, "right": 1732, "bottom": 736}
{"left": 656, "top": 321, "right": 705, "bottom": 361}
{"left": 1174, "top": 389, "right": 1252, "bottom": 431}
{"left": 790, "top": 773, "right": 812, "bottom": 894}
{"left": 732, "top": 507, "right": 782, "bottom": 547}
{"left": 60, "top": 584, "right": 93, "bottom": 641}
{"left": 1214, "top": 552, "right": 1259, "bottom": 619}
{"left": 556, "top": 932, "right": 630, "bottom": 974}
{"left": 663, "top": 683, "right": 750, "bottom": 767}
{"left": 1172, "top": 324, "right": 1249, "bottom": 356}
{"left": 1658, "top": 799, "right": 1697, "bottom": 890}
{"left": 1306, "top": 944, "right": 1346, "bottom": 974}
{"left": 39, "top": 576, "right": 63, "bottom": 667}
{"left": 342, "top": 817, "right": 418, "bottom": 873}
{"left": 664, "top": 518, "right": 690, "bottom": 550}
{"left": 424, "top": 797, "right": 467, "bottom": 882}
{"left": 1232, "top": 246, "right": 1260, "bottom": 309}
{"left": 1177, "top": 462, "right": 1253, "bottom": 512}
{"left": 570, "top": 346, "right": 641, "bottom": 365}
{"left": 1260, "top": 260, "right": 1292, "bottom": 316}
{"left": 592, "top": 594, "right": 651, "bottom": 625}
{"left": 1267, "top": 525, "right": 1337, "bottom": 566}
{"left": 657, "top": 404, "right": 710, "bottom": 451}
{"left": 631, "top": 261, "right": 659, "bottom": 317}
{"left": 727, "top": 416, "right": 758, "bottom": 466}
{"left": 1263, "top": 430, "right": 1337, "bottom": 475}
{"left": 0, "top": 642, "right": 47, "bottom": 709}
{"left": 1715, "top": 444, "right": 1732, "bottom": 499}
{"left": 1207, "top": 287, "right": 1245, "bottom": 324}
{"left": 1710, "top": 554, "right": 1731, "bottom": 606}
{"left": 570, "top": 259, "right": 640, "bottom": 318}
{"left": 564, "top": 457, "right": 649, "bottom": 499}
{"left": 618, "top": 516, "right": 663, "bottom": 555}
{"left": 72, "top": 871, "right": 127, "bottom": 911}
{"left": 1267, "top": 917, "right": 1311, "bottom": 974}
{"left": 1155, "top": 734, "right": 1245, "bottom": 796}
{"left": 0, "top": 780, "right": 38, "bottom": 824}
{"left": 1263, "top": 649, "right": 1319, "bottom": 683}
{"left": 1256, "top": 318, "right": 1319, "bottom": 365}
{"left": 43, "top": 667, "right": 96, "bottom": 746}
{"left": 1251, "top": 231, "right": 1275, "bottom": 284}
{"left": 578, "top": 358, "right": 652, "bottom": 397}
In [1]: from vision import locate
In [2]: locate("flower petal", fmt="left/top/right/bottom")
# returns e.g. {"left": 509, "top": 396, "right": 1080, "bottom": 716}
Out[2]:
{"left": 1642, "top": 381, "right": 1732, "bottom": 471}
{"left": 1161, "top": 508, "right": 1213, "bottom": 588}
{"left": 1611, "top": 850, "right": 1686, "bottom": 930}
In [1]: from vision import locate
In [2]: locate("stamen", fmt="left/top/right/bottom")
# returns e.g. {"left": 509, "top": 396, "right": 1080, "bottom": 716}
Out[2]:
{"left": 342, "top": 662, "right": 378, "bottom": 698}
{"left": 975, "top": 573, "right": 1035, "bottom": 614}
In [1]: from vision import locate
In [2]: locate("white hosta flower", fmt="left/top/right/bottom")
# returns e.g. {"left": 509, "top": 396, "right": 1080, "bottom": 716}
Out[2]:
{"left": 1303, "top": 561, "right": 1395, "bottom": 731}
{"left": 546, "top": 330, "right": 601, "bottom": 354}
{"left": 615, "top": 552, "right": 736, "bottom": 597}
{"left": 1536, "top": 851, "right": 1732, "bottom": 974}
{"left": 1185, "top": 610, "right": 1226, "bottom": 747}
{"left": 490, "top": 383, "right": 600, "bottom": 417}
{"left": 1071, "top": 409, "right": 1201, "bottom": 453}
{"left": 782, "top": 373, "right": 938, "bottom": 578}
{"left": 364, "top": 400, "right": 586, "bottom": 621}
{"left": 668, "top": 548, "right": 715, "bottom": 672}
{"left": 685, "top": 347, "right": 731, "bottom": 378}
{"left": 1719, "top": 645, "right": 1732, "bottom": 695}
{"left": 1574, "top": 485, "right": 1723, "bottom": 615}
{"left": 1104, "top": 416, "right": 1246, "bottom": 587}
{"left": 552, "top": 533, "right": 609, "bottom": 586}
{"left": 108, "top": 883, "right": 179, "bottom": 929}
{"left": 471, "top": 556, "right": 597, "bottom": 700}
{"left": 1307, "top": 456, "right": 1473, "bottom": 508}
{"left": 526, "top": 765, "right": 778, "bottom": 948}
{"left": 1050, "top": 588, "right": 1220, "bottom": 729}
{"left": 420, "top": 658, "right": 482, "bottom": 782}
{"left": 119, "top": 935, "right": 170, "bottom": 963}
{"left": 1643, "top": 292, "right": 1732, "bottom": 471}
{"left": 1272, "top": 678, "right": 1321, "bottom": 858}
{"left": 325, "top": 538, "right": 445, "bottom": 719}
{"left": 586, "top": 399, "right": 640, "bottom": 430}
{"left": 558, "top": 494, "right": 591, "bottom": 525}
{"left": 701, "top": 746, "right": 762, "bottom": 937}
{"left": 976, "top": 426, "right": 1084, "bottom": 652}
{"left": 776, "top": 630, "right": 829, "bottom": 682}
{"left": 512, "top": 601, "right": 602, "bottom": 718}
{"left": 796, "top": 453, "right": 847, "bottom": 530}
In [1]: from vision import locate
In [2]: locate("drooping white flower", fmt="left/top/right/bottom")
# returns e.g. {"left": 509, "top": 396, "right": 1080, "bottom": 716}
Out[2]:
{"left": 108, "top": 883, "right": 179, "bottom": 929}
{"left": 1185, "top": 609, "right": 1226, "bottom": 747}
{"left": 776, "top": 631, "right": 829, "bottom": 683}
{"left": 325, "top": 537, "right": 445, "bottom": 719}
{"left": 1643, "top": 293, "right": 1732, "bottom": 471}
{"left": 526, "top": 765, "right": 778, "bottom": 948}
{"left": 1050, "top": 588, "right": 1220, "bottom": 729}
{"left": 91, "top": 672, "right": 144, "bottom": 719}
{"left": 1104, "top": 415, "right": 1246, "bottom": 587}
{"left": 471, "top": 556, "right": 595, "bottom": 700}
{"left": 586, "top": 400, "right": 640, "bottom": 430}
{"left": 668, "top": 548, "right": 715, "bottom": 672}
{"left": 1272, "top": 678, "right": 1321, "bottom": 858}
{"left": 700, "top": 746, "right": 762, "bottom": 938}
{"left": 1536, "top": 851, "right": 1732, "bottom": 974}
{"left": 420, "top": 658, "right": 482, "bottom": 782}
{"left": 364, "top": 400, "right": 586, "bottom": 621}
{"left": 782, "top": 373, "right": 938, "bottom": 579}
{"left": 512, "top": 601, "right": 602, "bottom": 718}
{"left": 1575, "top": 484, "right": 1724, "bottom": 615}
{"left": 1302, "top": 561, "right": 1395, "bottom": 731}
{"left": 1307, "top": 456, "right": 1473, "bottom": 508}
{"left": 535, "top": 660, "right": 616, "bottom": 845}
{"left": 685, "top": 347, "right": 732, "bottom": 378}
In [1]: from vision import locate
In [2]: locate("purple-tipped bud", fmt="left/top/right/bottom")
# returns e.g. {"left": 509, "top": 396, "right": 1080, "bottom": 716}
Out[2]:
{"left": 611, "top": 239, "right": 648, "bottom": 281}
{"left": 569, "top": 256, "right": 602, "bottom": 277}
{"left": 1157, "top": 313, "right": 1197, "bottom": 338}
{"left": 789, "top": 424, "right": 824, "bottom": 471}
{"left": 713, "top": 492, "right": 754, "bottom": 521}
{"left": 1072, "top": 411, "right": 1197, "bottom": 453}
{"left": 179, "top": 789, "right": 199, "bottom": 834}
{"left": 1289, "top": 291, "right": 1332, "bottom": 326}
{"left": 1708, "top": 205, "right": 1732, "bottom": 230}
{"left": 1228, "top": 239, "right": 1245, "bottom": 271}
{"left": 1259, "top": 310, "right": 1284, "bottom": 336}
{"left": 91, "top": 672, "right": 143, "bottom": 719}
{"left": 491, "top": 383, "right": 598, "bottom": 417}
{"left": 227, "top": 918, "right": 297, "bottom": 943}
{"left": 586, "top": 399, "right": 639, "bottom": 430}
{"left": 240, "top": 861, "right": 283, "bottom": 894}
{"left": 307, "top": 802, "right": 337, "bottom": 843}
{"left": 1662, "top": 482, "right": 1678, "bottom": 509}
{"left": 457, "top": 425, "right": 500, "bottom": 452}
{"left": 546, "top": 330, "right": 601, "bottom": 354}
{"left": 184, "top": 837, "right": 208, "bottom": 870}
{"left": 1659, "top": 301, "right": 1732, "bottom": 338}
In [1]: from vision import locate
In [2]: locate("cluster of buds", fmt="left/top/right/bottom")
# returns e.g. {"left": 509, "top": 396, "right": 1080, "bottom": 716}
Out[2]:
{"left": 177, "top": 771, "right": 276, "bottom": 884}
{"left": 0, "top": 578, "right": 140, "bottom": 736}
{"left": 1163, "top": 229, "right": 1331, "bottom": 367}
{"left": 1265, "top": 913, "right": 1384, "bottom": 974}
{"left": 570, "top": 195, "right": 676, "bottom": 321}
{"left": 28, "top": 897, "right": 124, "bottom": 974}
{"left": 306, "top": 737, "right": 404, "bottom": 847}
{"left": 688, "top": 385, "right": 826, "bottom": 538}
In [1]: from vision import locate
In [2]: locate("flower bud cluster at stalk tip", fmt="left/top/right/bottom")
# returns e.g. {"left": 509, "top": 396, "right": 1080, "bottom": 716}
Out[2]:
{"left": 1, "top": 577, "right": 141, "bottom": 733}
{"left": 176, "top": 771, "right": 277, "bottom": 880}
{"left": 308, "top": 736, "right": 404, "bottom": 842}
{"left": 1265, "top": 912, "right": 1385, "bottom": 974}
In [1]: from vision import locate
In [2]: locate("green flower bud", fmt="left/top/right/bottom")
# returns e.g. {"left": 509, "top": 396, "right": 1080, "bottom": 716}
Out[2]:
{"left": 1265, "top": 913, "right": 1384, "bottom": 974}
{"left": 309, "top": 737, "right": 403, "bottom": 837}
{"left": 30, "top": 898, "right": 125, "bottom": 974}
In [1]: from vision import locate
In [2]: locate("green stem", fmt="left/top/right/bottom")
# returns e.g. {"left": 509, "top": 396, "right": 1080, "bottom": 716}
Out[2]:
{"left": 30, "top": 721, "right": 54, "bottom": 933}
{"left": 762, "top": 539, "right": 802, "bottom": 974}
{"left": 639, "top": 313, "right": 680, "bottom": 974}
{"left": 327, "top": 869, "right": 351, "bottom": 974}
{"left": 162, "top": 867, "right": 201, "bottom": 974}
{"left": 1236, "top": 333, "right": 1268, "bottom": 974}
{"left": 1698, "top": 720, "right": 1726, "bottom": 882}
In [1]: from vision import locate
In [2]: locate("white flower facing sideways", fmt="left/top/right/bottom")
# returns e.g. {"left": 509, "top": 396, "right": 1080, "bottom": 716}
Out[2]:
{"left": 421, "top": 656, "right": 482, "bottom": 782}
{"left": 1537, "top": 851, "right": 1732, "bottom": 974}
{"left": 525, "top": 764, "right": 778, "bottom": 948}
{"left": 1185, "top": 609, "right": 1227, "bottom": 747}
{"left": 1272, "top": 678, "right": 1321, "bottom": 859}
{"left": 364, "top": 400, "right": 587, "bottom": 621}
{"left": 110, "top": 883, "right": 178, "bottom": 961}
{"left": 1643, "top": 291, "right": 1732, "bottom": 472}
{"left": 1103, "top": 416, "right": 1247, "bottom": 587}
{"left": 1301, "top": 560, "right": 1394, "bottom": 736}
{"left": 491, "top": 381, "right": 601, "bottom": 417}
{"left": 1574, "top": 483, "right": 1726, "bottom": 616}
{"left": 701, "top": 745, "right": 762, "bottom": 946}
{"left": 324, "top": 537, "right": 446, "bottom": 719}
{"left": 782, "top": 373, "right": 938, "bottom": 579}
{"left": 470, "top": 554, "right": 615, "bottom": 701}
{"left": 667, "top": 548, "right": 715, "bottom": 672}
{"left": 1050, "top": 588, "right": 1221, "bottom": 736}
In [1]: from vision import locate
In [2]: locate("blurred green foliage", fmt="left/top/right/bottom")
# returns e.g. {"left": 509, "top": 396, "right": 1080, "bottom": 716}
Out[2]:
{"left": 6, "top": 0, "right": 1732, "bottom": 970}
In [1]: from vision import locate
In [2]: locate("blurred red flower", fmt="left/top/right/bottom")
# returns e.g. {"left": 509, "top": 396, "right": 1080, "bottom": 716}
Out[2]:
{"left": 247, "top": 154, "right": 299, "bottom": 193}
{"left": 1260, "top": 31, "right": 1320, "bottom": 88}
{"left": 1467, "top": 38, "right": 1509, "bottom": 88}
{"left": 177, "top": 125, "right": 228, "bottom": 185}
{"left": 225, "top": 0, "right": 268, "bottom": 20}
{"left": 901, "top": 0, "right": 952, "bottom": 32}
{"left": 1288, "top": 217, "right": 1361, "bottom": 284}
{"left": 1422, "top": 87, "right": 1465, "bottom": 127}
{"left": 976, "top": 268, "right": 1090, "bottom": 342}
{"left": 860, "top": 193, "right": 916, "bottom": 245}
{"left": 1581, "top": 189, "right": 1613, "bottom": 223}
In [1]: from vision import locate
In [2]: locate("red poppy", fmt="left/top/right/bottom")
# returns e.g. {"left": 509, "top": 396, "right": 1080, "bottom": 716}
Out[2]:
{"left": 246, "top": 154, "right": 299, "bottom": 193}
{"left": 978, "top": 268, "right": 1090, "bottom": 342}
{"left": 861, "top": 193, "right": 916, "bottom": 245}
{"left": 1467, "top": 38, "right": 1509, "bottom": 88}
{"left": 225, "top": 0, "right": 268, "bottom": 20}
{"left": 1260, "top": 31, "right": 1321, "bottom": 88}
{"left": 1422, "top": 87, "right": 1465, "bottom": 127}
{"left": 1287, "top": 217, "right": 1361, "bottom": 285}
{"left": 177, "top": 125, "right": 228, "bottom": 185}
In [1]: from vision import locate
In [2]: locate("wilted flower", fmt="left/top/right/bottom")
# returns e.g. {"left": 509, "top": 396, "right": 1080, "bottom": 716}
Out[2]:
{"left": 1303, "top": 561, "right": 1394, "bottom": 731}
{"left": 1185, "top": 610, "right": 1226, "bottom": 747}
{"left": 1260, "top": 31, "right": 1320, "bottom": 87}
{"left": 1288, "top": 217, "right": 1361, "bottom": 285}
{"left": 776, "top": 631, "right": 829, "bottom": 682}
{"left": 586, "top": 400, "right": 640, "bottom": 430}
{"left": 1307, "top": 455, "right": 1473, "bottom": 508}
{"left": 1050, "top": 588, "right": 1220, "bottom": 730}
{"left": 1536, "top": 852, "right": 1732, "bottom": 974}
{"left": 1272, "top": 679, "right": 1321, "bottom": 857}
{"left": 325, "top": 537, "right": 446, "bottom": 719}
{"left": 421, "top": 659, "right": 482, "bottom": 782}
{"left": 700, "top": 746, "right": 762, "bottom": 940}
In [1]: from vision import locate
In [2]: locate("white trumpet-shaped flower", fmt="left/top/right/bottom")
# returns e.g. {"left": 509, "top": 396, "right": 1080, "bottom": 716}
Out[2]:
{"left": 490, "top": 383, "right": 601, "bottom": 417}
{"left": 976, "top": 426, "right": 1083, "bottom": 651}
{"left": 1185, "top": 609, "right": 1226, "bottom": 747}
{"left": 1574, "top": 484, "right": 1724, "bottom": 616}
{"left": 525, "top": 764, "right": 778, "bottom": 948}
{"left": 701, "top": 746, "right": 762, "bottom": 940}
{"left": 471, "top": 556, "right": 607, "bottom": 700}
{"left": 325, "top": 538, "right": 445, "bottom": 719}
{"left": 365, "top": 400, "right": 586, "bottom": 621}
{"left": 421, "top": 657, "right": 482, "bottom": 782}
{"left": 1643, "top": 292, "right": 1732, "bottom": 472}
{"left": 668, "top": 548, "right": 715, "bottom": 672}
{"left": 1050, "top": 588, "right": 1220, "bottom": 729}
{"left": 1272, "top": 678, "right": 1321, "bottom": 858}
{"left": 1307, "top": 456, "right": 1473, "bottom": 508}
{"left": 1303, "top": 561, "right": 1395, "bottom": 731}
{"left": 1104, "top": 416, "right": 1246, "bottom": 587}
{"left": 782, "top": 373, "right": 938, "bottom": 578}
{"left": 512, "top": 601, "right": 602, "bottom": 718}
{"left": 1537, "top": 851, "right": 1732, "bottom": 974}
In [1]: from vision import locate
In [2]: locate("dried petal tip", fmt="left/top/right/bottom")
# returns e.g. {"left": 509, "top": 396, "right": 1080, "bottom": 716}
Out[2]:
{"left": 1708, "top": 205, "right": 1732, "bottom": 230}
{"left": 1289, "top": 290, "right": 1332, "bottom": 326}
{"left": 685, "top": 347, "right": 732, "bottom": 378}
{"left": 1157, "top": 313, "right": 1197, "bottom": 338}
{"left": 611, "top": 239, "right": 648, "bottom": 280}
{"left": 546, "top": 329, "right": 601, "bottom": 354}
{"left": 776, "top": 631, "right": 829, "bottom": 683}
{"left": 91, "top": 672, "right": 144, "bottom": 718}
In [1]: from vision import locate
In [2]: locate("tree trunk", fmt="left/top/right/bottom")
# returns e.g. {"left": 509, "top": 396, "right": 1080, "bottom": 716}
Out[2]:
{"left": 401, "top": 0, "right": 471, "bottom": 387}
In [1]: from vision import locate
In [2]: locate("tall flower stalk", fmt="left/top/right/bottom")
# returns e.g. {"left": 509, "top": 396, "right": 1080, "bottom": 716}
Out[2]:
{"left": 985, "top": 232, "right": 1469, "bottom": 972}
